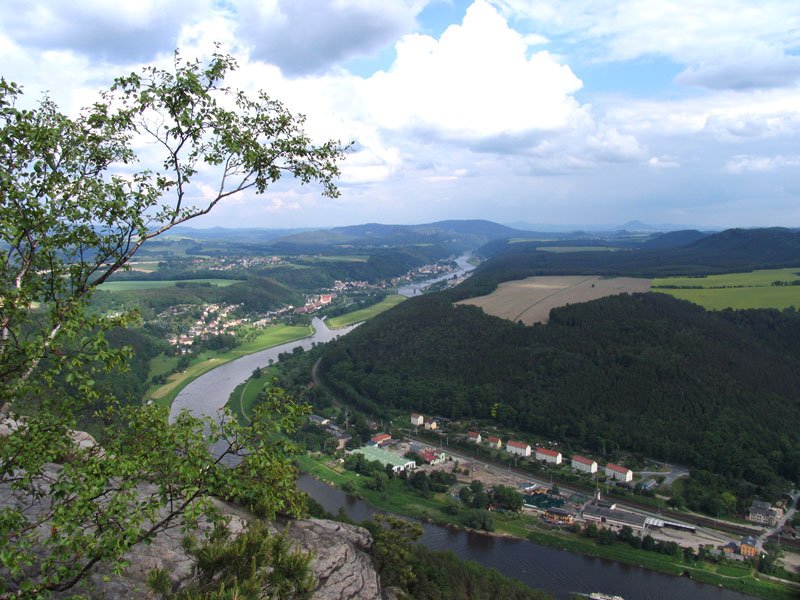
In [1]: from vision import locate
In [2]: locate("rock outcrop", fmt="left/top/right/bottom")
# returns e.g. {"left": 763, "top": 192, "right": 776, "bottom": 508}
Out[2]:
{"left": 1, "top": 463, "right": 390, "bottom": 599}
{"left": 284, "top": 518, "right": 382, "bottom": 600}
{"left": 76, "top": 501, "right": 389, "bottom": 599}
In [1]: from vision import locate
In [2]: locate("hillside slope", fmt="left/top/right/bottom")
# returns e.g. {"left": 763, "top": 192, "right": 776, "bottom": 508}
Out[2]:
{"left": 319, "top": 292, "right": 800, "bottom": 490}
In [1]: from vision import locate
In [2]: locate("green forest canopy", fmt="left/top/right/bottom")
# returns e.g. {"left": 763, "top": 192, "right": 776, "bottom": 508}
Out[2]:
{"left": 318, "top": 292, "right": 800, "bottom": 493}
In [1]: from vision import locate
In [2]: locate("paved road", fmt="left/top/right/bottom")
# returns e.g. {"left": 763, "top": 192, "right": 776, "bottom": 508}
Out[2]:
{"left": 636, "top": 464, "right": 689, "bottom": 487}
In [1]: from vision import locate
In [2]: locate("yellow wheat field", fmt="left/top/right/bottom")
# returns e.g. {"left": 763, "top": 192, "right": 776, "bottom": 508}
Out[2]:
{"left": 458, "top": 276, "right": 652, "bottom": 324}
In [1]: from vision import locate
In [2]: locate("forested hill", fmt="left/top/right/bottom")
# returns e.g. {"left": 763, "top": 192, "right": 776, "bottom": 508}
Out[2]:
{"left": 467, "top": 227, "right": 800, "bottom": 299}
{"left": 318, "top": 292, "right": 800, "bottom": 490}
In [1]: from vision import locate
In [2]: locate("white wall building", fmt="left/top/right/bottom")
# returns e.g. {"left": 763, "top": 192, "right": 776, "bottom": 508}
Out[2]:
{"left": 535, "top": 447, "right": 562, "bottom": 465}
{"left": 605, "top": 463, "right": 633, "bottom": 482}
{"left": 506, "top": 440, "right": 531, "bottom": 457}
{"left": 571, "top": 455, "right": 598, "bottom": 474}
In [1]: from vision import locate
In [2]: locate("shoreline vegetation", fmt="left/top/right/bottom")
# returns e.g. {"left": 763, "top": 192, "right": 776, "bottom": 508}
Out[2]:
{"left": 326, "top": 294, "right": 406, "bottom": 329}
{"left": 147, "top": 324, "right": 312, "bottom": 409}
{"left": 297, "top": 453, "right": 799, "bottom": 600}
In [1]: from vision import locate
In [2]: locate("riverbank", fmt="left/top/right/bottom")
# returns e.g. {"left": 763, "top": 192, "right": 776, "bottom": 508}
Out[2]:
{"left": 297, "top": 453, "right": 797, "bottom": 600}
{"left": 146, "top": 324, "right": 312, "bottom": 409}
{"left": 326, "top": 295, "right": 406, "bottom": 329}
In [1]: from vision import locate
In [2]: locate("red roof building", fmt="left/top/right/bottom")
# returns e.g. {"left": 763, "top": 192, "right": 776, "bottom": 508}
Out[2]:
{"left": 506, "top": 440, "right": 531, "bottom": 457}
{"left": 605, "top": 462, "right": 633, "bottom": 482}
{"left": 571, "top": 455, "right": 598, "bottom": 473}
{"left": 420, "top": 450, "right": 446, "bottom": 465}
{"left": 371, "top": 433, "right": 392, "bottom": 447}
{"left": 485, "top": 436, "right": 502, "bottom": 449}
{"left": 467, "top": 431, "right": 482, "bottom": 443}
{"left": 535, "top": 447, "right": 563, "bottom": 465}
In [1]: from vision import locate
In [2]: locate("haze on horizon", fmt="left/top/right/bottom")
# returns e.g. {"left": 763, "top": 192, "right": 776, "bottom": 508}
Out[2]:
{"left": 3, "top": 0, "right": 799, "bottom": 230}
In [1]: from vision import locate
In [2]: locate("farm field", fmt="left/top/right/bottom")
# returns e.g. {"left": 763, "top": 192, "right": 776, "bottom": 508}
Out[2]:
{"left": 98, "top": 278, "right": 243, "bottom": 292}
{"left": 127, "top": 261, "right": 160, "bottom": 272}
{"left": 457, "top": 275, "right": 651, "bottom": 324}
{"left": 654, "top": 286, "right": 800, "bottom": 310}
{"left": 653, "top": 267, "right": 800, "bottom": 288}
{"left": 653, "top": 267, "right": 800, "bottom": 309}
{"left": 327, "top": 294, "right": 406, "bottom": 328}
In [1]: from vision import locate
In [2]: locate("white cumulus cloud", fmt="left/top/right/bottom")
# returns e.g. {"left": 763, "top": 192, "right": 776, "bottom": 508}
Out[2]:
{"left": 491, "top": 0, "right": 800, "bottom": 90}
{"left": 362, "top": 0, "right": 585, "bottom": 142}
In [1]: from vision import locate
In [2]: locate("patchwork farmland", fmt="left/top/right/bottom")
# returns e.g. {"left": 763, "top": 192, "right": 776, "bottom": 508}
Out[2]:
{"left": 457, "top": 275, "right": 651, "bottom": 324}
{"left": 652, "top": 267, "right": 800, "bottom": 310}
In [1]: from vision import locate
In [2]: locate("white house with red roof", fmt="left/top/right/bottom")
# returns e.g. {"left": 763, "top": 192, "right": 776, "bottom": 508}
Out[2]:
{"left": 467, "top": 431, "right": 482, "bottom": 444}
{"left": 410, "top": 413, "right": 424, "bottom": 427}
{"left": 571, "top": 455, "right": 598, "bottom": 473}
{"left": 506, "top": 440, "right": 531, "bottom": 457}
{"left": 485, "top": 435, "right": 502, "bottom": 449}
{"left": 605, "top": 462, "right": 633, "bottom": 482}
{"left": 535, "top": 447, "right": 562, "bottom": 465}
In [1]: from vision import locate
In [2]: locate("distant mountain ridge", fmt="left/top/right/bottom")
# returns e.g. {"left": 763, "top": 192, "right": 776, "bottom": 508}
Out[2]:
{"left": 270, "top": 219, "right": 530, "bottom": 250}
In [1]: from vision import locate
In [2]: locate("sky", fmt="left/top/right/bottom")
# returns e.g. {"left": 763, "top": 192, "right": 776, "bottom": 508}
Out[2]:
{"left": 2, "top": 0, "right": 800, "bottom": 230}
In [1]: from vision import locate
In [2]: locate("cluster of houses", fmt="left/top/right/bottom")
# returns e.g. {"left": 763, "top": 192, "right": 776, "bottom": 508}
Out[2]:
{"left": 164, "top": 303, "right": 244, "bottom": 348}
{"left": 719, "top": 536, "right": 760, "bottom": 560}
{"left": 465, "top": 430, "right": 633, "bottom": 483}
{"left": 410, "top": 413, "right": 439, "bottom": 430}
{"left": 295, "top": 293, "right": 335, "bottom": 314}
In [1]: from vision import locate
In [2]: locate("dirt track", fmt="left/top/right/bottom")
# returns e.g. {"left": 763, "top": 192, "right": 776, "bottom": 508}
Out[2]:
{"left": 458, "top": 275, "right": 652, "bottom": 324}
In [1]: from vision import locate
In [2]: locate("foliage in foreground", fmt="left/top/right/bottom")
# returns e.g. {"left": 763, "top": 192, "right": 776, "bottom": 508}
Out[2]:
{"left": 149, "top": 520, "right": 315, "bottom": 600}
{"left": 0, "top": 50, "right": 343, "bottom": 597}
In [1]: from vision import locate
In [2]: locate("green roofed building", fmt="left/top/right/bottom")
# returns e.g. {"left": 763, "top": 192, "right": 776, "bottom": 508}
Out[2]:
{"left": 351, "top": 446, "right": 416, "bottom": 473}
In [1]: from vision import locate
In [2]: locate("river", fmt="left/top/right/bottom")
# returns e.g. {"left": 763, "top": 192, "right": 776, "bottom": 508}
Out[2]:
{"left": 298, "top": 474, "right": 753, "bottom": 600}
{"left": 169, "top": 262, "right": 754, "bottom": 600}
{"left": 169, "top": 316, "right": 358, "bottom": 422}
{"left": 397, "top": 253, "right": 475, "bottom": 297}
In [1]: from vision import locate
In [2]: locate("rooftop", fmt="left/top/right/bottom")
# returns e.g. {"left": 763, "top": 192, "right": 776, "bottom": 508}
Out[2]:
{"left": 536, "top": 447, "right": 560, "bottom": 457}
{"left": 571, "top": 455, "right": 595, "bottom": 465}
{"left": 605, "top": 463, "right": 631, "bottom": 474}
{"left": 351, "top": 446, "right": 413, "bottom": 468}
{"left": 507, "top": 440, "right": 529, "bottom": 449}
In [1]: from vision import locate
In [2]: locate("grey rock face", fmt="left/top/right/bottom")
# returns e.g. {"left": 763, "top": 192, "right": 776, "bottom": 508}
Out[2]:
{"left": 83, "top": 507, "right": 384, "bottom": 600}
{"left": 282, "top": 518, "right": 382, "bottom": 600}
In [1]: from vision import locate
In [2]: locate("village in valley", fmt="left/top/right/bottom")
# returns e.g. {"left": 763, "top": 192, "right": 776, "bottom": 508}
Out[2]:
{"left": 303, "top": 408, "right": 799, "bottom": 572}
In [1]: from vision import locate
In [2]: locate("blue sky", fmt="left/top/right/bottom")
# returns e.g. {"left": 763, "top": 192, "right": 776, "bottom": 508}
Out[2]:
{"left": 2, "top": 0, "right": 800, "bottom": 230}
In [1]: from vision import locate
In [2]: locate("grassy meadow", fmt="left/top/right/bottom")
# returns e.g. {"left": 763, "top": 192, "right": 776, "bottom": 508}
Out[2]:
{"left": 652, "top": 267, "right": 800, "bottom": 310}
{"left": 327, "top": 294, "right": 406, "bottom": 328}
{"left": 145, "top": 324, "right": 311, "bottom": 409}
{"left": 228, "top": 366, "right": 280, "bottom": 423}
